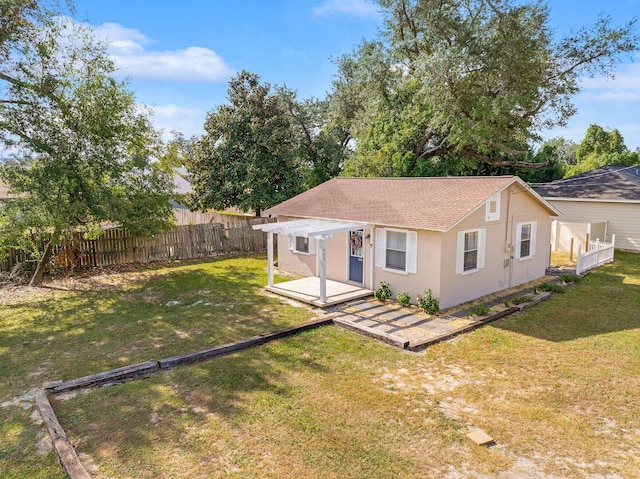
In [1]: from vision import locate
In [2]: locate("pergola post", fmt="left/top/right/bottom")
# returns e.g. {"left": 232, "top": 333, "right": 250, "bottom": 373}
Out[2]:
{"left": 267, "top": 232, "right": 274, "bottom": 287}
{"left": 319, "top": 238, "right": 326, "bottom": 303}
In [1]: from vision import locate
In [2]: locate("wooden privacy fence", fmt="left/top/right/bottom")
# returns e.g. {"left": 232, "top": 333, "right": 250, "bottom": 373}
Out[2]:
{"left": 1, "top": 220, "right": 273, "bottom": 272}
{"left": 576, "top": 235, "right": 616, "bottom": 275}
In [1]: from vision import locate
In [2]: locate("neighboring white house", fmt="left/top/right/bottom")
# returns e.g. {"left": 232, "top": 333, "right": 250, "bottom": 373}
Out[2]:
{"left": 255, "top": 176, "right": 559, "bottom": 309}
{"left": 535, "top": 165, "right": 640, "bottom": 252}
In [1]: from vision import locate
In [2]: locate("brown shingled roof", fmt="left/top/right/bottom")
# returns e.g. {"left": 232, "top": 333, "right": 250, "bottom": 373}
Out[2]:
{"left": 266, "top": 176, "right": 547, "bottom": 232}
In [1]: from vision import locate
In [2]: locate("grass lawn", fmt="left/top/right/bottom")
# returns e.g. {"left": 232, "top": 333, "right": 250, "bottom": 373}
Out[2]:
{"left": 0, "top": 255, "right": 315, "bottom": 478}
{"left": 2, "top": 253, "right": 640, "bottom": 478}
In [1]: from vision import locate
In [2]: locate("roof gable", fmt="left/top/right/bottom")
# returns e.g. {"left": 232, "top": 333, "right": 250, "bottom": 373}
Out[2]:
{"left": 266, "top": 176, "right": 556, "bottom": 232}
{"left": 535, "top": 165, "right": 640, "bottom": 202}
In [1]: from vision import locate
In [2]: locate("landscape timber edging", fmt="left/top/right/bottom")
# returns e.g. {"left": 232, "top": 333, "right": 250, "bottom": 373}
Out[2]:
{"left": 35, "top": 390, "right": 91, "bottom": 479}
{"left": 45, "top": 360, "right": 159, "bottom": 394}
{"left": 158, "top": 315, "right": 336, "bottom": 369}
{"left": 409, "top": 291, "right": 553, "bottom": 351}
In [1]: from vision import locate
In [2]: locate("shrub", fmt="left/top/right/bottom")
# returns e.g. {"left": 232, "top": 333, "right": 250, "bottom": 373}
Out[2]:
{"left": 397, "top": 291, "right": 411, "bottom": 307}
{"left": 470, "top": 303, "right": 490, "bottom": 316}
{"left": 417, "top": 289, "right": 439, "bottom": 315}
{"left": 537, "top": 282, "right": 565, "bottom": 293}
{"left": 510, "top": 295, "right": 532, "bottom": 305}
{"left": 374, "top": 281, "right": 392, "bottom": 301}
{"left": 560, "top": 273, "right": 581, "bottom": 283}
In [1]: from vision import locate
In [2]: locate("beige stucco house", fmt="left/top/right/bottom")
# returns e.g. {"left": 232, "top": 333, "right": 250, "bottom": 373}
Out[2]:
{"left": 255, "top": 176, "right": 559, "bottom": 309}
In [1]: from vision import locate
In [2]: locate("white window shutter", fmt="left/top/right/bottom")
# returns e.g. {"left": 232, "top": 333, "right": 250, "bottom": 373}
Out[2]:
{"left": 530, "top": 222, "right": 537, "bottom": 257}
{"left": 309, "top": 237, "right": 316, "bottom": 254}
{"left": 375, "top": 228, "right": 385, "bottom": 268}
{"left": 406, "top": 231, "right": 418, "bottom": 274}
{"left": 288, "top": 234, "right": 295, "bottom": 251}
{"left": 478, "top": 228, "right": 486, "bottom": 269}
{"left": 515, "top": 224, "right": 523, "bottom": 259}
{"left": 456, "top": 231, "right": 465, "bottom": 274}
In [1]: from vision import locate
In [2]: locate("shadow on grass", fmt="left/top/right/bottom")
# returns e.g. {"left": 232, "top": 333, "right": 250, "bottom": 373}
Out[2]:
{"left": 0, "top": 256, "right": 313, "bottom": 401}
{"left": 492, "top": 251, "right": 640, "bottom": 342}
{"left": 53, "top": 331, "right": 334, "bottom": 475}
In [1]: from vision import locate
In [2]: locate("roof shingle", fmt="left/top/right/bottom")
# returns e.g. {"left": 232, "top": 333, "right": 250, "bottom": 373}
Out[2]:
{"left": 266, "top": 176, "right": 540, "bottom": 232}
{"left": 534, "top": 165, "right": 640, "bottom": 202}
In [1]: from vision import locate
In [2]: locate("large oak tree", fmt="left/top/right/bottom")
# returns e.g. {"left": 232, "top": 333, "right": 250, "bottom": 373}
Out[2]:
{"left": 330, "top": 0, "right": 638, "bottom": 176}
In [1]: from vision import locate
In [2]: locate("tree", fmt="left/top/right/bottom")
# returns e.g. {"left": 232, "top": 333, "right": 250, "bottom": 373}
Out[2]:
{"left": 277, "top": 87, "right": 349, "bottom": 188}
{"left": 330, "top": 0, "right": 638, "bottom": 176}
{"left": 0, "top": 11, "right": 173, "bottom": 286}
{"left": 186, "top": 71, "right": 301, "bottom": 216}
{"left": 543, "top": 137, "right": 578, "bottom": 166}
{"left": 565, "top": 124, "right": 639, "bottom": 176}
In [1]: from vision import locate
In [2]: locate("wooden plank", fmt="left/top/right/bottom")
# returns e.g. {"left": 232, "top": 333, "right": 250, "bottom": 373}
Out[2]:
{"left": 159, "top": 316, "right": 335, "bottom": 369}
{"left": 35, "top": 390, "right": 91, "bottom": 479}
{"left": 333, "top": 316, "right": 410, "bottom": 350}
{"left": 46, "top": 360, "right": 159, "bottom": 394}
{"left": 467, "top": 428, "right": 494, "bottom": 446}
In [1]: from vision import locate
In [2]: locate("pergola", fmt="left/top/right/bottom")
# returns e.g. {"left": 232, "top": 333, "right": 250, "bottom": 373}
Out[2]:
{"left": 253, "top": 219, "right": 369, "bottom": 304}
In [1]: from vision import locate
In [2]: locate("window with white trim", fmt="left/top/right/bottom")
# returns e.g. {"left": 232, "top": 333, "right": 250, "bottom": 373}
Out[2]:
{"left": 386, "top": 230, "right": 407, "bottom": 271}
{"left": 515, "top": 221, "right": 536, "bottom": 260}
{"left": 456, "top": 228, "right": 486, "bottom": 274}
{"left": 289, "top": 235, "right": 315, "bottom": 255}
{"left": 485, "top": 193, "right": 500, "bottom": 221}
{"left": 463, "top": 231, "right": 478, "bottom": 271}
{"left": 295, "top": 236, "right": 309, "bottom": 254}
{"left": 374, "top": 228, "right": 417, "bottom": 274}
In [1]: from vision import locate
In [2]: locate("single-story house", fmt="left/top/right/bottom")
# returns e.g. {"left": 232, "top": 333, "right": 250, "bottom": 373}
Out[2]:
{"left": 255, "top": 176, "right": 559, "bottom": 309}
{"left": 535, "top": 165, "right": 640, "bottom": 252}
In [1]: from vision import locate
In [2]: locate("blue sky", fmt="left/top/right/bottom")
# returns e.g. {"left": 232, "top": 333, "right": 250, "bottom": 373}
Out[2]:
{"left": 71, "top": 0, "right": 640, "bottom": 150}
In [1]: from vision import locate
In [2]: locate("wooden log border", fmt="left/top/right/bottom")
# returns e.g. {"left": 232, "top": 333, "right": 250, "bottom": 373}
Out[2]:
{"left": 158, "top": 316, "right": 336, "bottom": 369}
{"left": 37, "top": 315, "right": 335, "bottom": 478}
{"left": 35, "top": 390, "right": 91, "bottom": 479}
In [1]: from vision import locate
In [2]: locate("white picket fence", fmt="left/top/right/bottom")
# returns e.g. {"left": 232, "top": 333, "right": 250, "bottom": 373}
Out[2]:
{"left": 576, "top": 235, "right": 616, "bottom": 275}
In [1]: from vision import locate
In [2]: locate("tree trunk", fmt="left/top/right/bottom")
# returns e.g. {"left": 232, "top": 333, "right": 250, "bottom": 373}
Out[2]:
{"left": 29, "top": 240, "right": 54, "bottom": 287}
{"left": 255, "top": 208, "right": 261, "bottom": 217}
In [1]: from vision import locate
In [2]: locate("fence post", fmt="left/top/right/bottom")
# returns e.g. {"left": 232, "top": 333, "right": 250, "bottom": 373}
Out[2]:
{"left": 576, "top": 244, "right": 583, "bottom": 275}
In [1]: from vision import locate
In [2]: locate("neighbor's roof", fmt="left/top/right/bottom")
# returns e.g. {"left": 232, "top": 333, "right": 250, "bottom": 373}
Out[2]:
{"left": 535, "top": 165, "right": 640, "bottom": 202}
{"left": 266, "top": 176, "right": 555, "bottom": 232}
{"left": 0, "top": 181, "right": 17, "bottom": 200}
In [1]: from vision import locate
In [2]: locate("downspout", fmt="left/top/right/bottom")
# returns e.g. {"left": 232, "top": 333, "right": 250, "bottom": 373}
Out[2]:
{"left": 505, "top": 186, "right": 513, "bottom": 289}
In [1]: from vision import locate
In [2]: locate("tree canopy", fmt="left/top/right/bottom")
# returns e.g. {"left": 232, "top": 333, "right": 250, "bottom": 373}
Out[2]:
{"left": 277, "top": 87, "right": 349, "bottom": 189}
{"left": 330, "top": 0, "right": 638, "bottom": 177}
{"left": 186, "top": 70, "right": 302, "bottom": 216}
{"left": 0, "top": 5, "right": 173, "bottom": 285}
{"left": 564, "top": 124, "right": 639, "bottom": 176}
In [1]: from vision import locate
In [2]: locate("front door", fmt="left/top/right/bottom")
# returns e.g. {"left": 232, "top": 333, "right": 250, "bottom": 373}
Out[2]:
{"left": 348, "top": 230, "right": 364, "bottom": 283}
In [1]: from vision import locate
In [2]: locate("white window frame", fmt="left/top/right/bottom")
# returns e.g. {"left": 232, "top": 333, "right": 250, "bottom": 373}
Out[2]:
{"left": 515, "top": 221, "right": 536, "bottom": 260}
{"left": 485, "top": 193, "right": 501, "bottom": 222}
{"left": 374, "top": 228, "right": 417, "bottom": 275}
{"left": 289, "top": 234, "right": 316, "bottom": 255}
{"left": 456, "top": 228, "right": 486, "bottom": 275}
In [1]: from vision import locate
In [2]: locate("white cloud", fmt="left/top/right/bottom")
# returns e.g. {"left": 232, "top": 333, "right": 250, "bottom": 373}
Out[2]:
{"left": 93, "top": 22, "right": 233, "bottom": 82}
{"left": 148, "top": 104, "right": 206, "bottom": 140}
{"left": 312, "top": 0, "right": 381, "bottom": 19}
{"left": 577, "top": 61, "right": 640, "bottom": 103}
